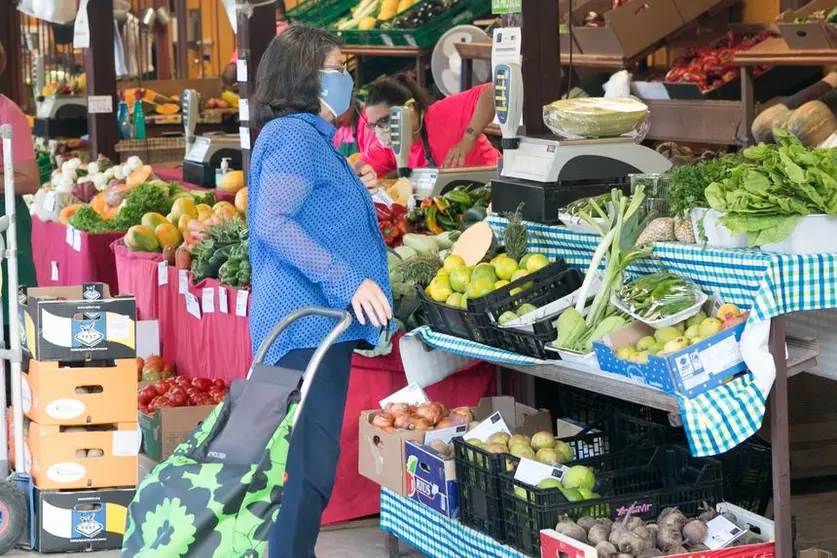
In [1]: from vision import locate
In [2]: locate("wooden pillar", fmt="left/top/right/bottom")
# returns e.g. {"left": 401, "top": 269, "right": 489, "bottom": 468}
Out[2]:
{"left": 518, "top": 1, "right": 560, "bottom": 136}
{"left": 0, "top": 0, "right": 24, "bottom": 106}
{"left": 237, "top": 1, "right": 275, "bottom": 186}
{"left": 174, "top": 0, "right": 189, "bottom": 79}
{"left": 154, "top": 0, "right": 172, "bottom": 80}
{"left": 85, "top": 0, "right": 117, "bottom": 161}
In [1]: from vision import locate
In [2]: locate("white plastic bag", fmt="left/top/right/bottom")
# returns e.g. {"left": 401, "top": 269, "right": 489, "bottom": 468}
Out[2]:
{"left": 603, "top": 70, "right": 632, "bottom": 98}
{"left": 17, "top": 0, "right": 77, "bottom": 24}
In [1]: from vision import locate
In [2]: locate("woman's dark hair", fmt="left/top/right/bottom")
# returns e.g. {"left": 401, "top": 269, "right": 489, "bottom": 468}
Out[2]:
{"left": 253, "top": 24, "right": 341, "bottom": 125}
{"left": 366, "top": 73, "right": 433, "bottom": 114}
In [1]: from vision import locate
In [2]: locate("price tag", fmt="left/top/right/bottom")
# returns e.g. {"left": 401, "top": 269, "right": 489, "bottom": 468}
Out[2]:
{"left": 235, "top": 290, "right": 248, "bottom": 317}
{"left": 43, "top": 191, "right": 56, "bottom": 212}
{"left": 236, "top": 59, "right": 248, "bottom": 82}
{"left": 185, "top": 293, "right": 201, "bottom": 319}
{"left": 65, "top": 225, "right": 74, "bottom": 246}
{"left": 218, "top": 286, "right": 229, "bottom": 314}
{"left": 239, "top": 99, "right": 249, "bottom": 122}
{"left": 513, "top": 458, "right": 568, "bottom": 487}
{"left": 50, "top": 261, "right": 59, "bottom": 281}
{"left": 202, "top": 288, "right": 215, "bottom": 313}
{"left": 157, "top": 261, "right": 168, "bottom": 286}
{"left": 72, "top": 228, "right": 82, "bottom": 252}
{"left": 88, "top": 95, "right": 114, "bottom": 114}
{"left": 405, "top": 35, "right": 417, "bottom": 48}
{"left": 704, "top": 516, "right": 746, "bottom": 550}
{"left": 379, "top": 383, "right": 429, "bottom": 408}
{"left": 239, "top": 127, "right": 251, "bottom": 150}
{"left": 178, "top": 270, "right": 188, "bottom": 295}
{"left": 464, "top": 411, "right": 510, "bottom": 442}
{"left": 381, "top": 34, "right": 393, "bottom": 46}
{"left": 423, "top": 424, "right": 468, "bottom": 446}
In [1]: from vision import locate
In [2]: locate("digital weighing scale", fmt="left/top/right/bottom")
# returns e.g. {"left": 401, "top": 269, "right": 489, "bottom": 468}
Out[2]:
{"left": 388, "top": 105, "right": 496, "bottom": 199}
{"left": 181, "top": 89, "right": 242, "bottom": 188}
{"left": 32, "top": 96, "right": 88, "bottom": 139}
{"left": 490, "top": 61, "right": 672, "bottom": 224}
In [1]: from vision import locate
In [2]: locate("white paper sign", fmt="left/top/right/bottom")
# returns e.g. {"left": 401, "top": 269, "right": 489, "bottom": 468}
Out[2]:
{"left": 239, "top": 99, "right": 249, "bottom": 122}
{"left": 157, "top": 261, "right": 168, "bottom": 286}
{"left": 73, "top": 0, "right": 90, "bottom": 48}
{"left": 464, "top": 412, "right": 511, "bottom": 442}
{"left": 88, "top": 95, "right": 114, "bottom": 114}
{"left": 112, "top": 430, "right": 140, "bottom": 457}
{"left": 423, "top": 424, "right": 468, "bottom": 446}
{"left": 50, "top": 261, "right": 59, "bottom": 281}
{"left": 379, "top": 383, "right": 429, "bottom": 408}
{"left": 218, "top": 286, "right": 229, "bottom": 314}
{"left": 72, "top": 228, "right": 82, "bottom": 252}
{"left": 202, "top": 288, "right": 215, "bottom": 313}
{"left": 514, "top": 458, "right": 568, "bottom": 487}
{"left": 704, "top": 516, "right": 746, "bottom": 550}
{"left": 239, "top": 127, "right": 251, "bottom": 150}
{"left": 178, "top": 270, "right": 188, "bottom": 295}
{"left": 44, "top": 191, "right": 56, "bottom": 212}
{"left": 65, "top": 225, "right": 74, "bottom": 246}
{"left": 235, "top": 290, "right": 248, "bottom": 317}
{"left": 236, "top": 59, "right": 248, "bottom": 82}
{"left": 185, "top": 293, "right": 201, "bottom": 319}
{"left": 136, "top": 320, "right": 160, "bottom": 359}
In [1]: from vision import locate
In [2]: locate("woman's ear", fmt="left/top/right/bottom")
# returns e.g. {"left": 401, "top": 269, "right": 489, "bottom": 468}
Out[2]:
{"left": 409, "top": 104, "right": 420, "bottom": 134}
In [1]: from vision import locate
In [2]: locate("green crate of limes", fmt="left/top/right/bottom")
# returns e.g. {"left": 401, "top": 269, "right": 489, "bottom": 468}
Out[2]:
{"left": 287, "top": 0, "right": 358, "bottom": 27}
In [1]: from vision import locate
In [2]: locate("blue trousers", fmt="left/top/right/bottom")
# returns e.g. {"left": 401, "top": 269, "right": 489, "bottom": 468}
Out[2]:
{"left": 268, "top": 341, "right": 356, "bottom": 558}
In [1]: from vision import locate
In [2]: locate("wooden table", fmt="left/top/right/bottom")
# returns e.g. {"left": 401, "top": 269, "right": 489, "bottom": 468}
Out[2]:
{"left": 342, "top": 45, "right": 434, "bottom": 88}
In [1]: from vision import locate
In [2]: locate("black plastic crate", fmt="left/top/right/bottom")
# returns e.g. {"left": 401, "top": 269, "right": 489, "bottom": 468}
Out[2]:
{"left": 481, "top": 322, "right": 558, "bottom": 359}
{"left": 467, "top": 261, "right": 575, "bottom": 320}
{"left": 714, "top": 435, "right": 772, "bottom": 516}
{"left": 416, "top": 286, "right": 489, "bottom": 343}
{"left": 562, "top": 412, "right": 667, "bottom": 464}
{"left": 453, "top": 437, "right": 508, "bottom": 542}
{"left": 547, "top": 382, "right": 674, "bottom": 428}
{"left": 499, "top": 446, "right": 724, "bottom": 557}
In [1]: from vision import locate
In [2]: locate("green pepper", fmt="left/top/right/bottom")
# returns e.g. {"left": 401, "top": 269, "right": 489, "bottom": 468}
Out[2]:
{"left": 437, "top": 212, "right": 458, "bottom": 231}
{"left": 406, "top": 209, "right": 423, "bottom": 223}
{"left": 433, "top": 196, "right": 450, "bottom": 213}
{"left": 443, "top": 189, "right": 472, "bottom": 207}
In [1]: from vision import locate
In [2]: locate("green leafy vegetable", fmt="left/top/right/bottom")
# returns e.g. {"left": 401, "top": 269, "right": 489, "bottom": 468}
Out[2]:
{"left": 668, "top": 153, "right": 743, "bottom": 220}
{"left": 68, "top": 205, "right": 111, "bottom": 233}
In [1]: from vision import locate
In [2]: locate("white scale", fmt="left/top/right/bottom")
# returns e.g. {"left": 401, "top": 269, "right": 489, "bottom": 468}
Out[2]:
{"left": 181, "top": 89, "right": 242, "bottom": 187}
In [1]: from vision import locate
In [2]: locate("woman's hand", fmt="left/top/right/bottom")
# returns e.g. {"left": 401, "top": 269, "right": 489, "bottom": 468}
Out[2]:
{"left": 351, "top": 279, "right": 392, "bottom": 327}
{"left": 442, "top": 135, "right": 476, "bottom": 168}
{"left": 353, "top": 159, "right": 379, "bottom": 194}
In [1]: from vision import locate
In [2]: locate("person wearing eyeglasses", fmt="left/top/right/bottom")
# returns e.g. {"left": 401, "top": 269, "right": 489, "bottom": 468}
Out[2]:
{"left": 359, "top": 73, "right": 500, "bottom": 178}
{"left": 248, "top": 24, "right": 391, "bottom": 558}
{"left": 332, "top": 96, "right": 377, "bottom": 162}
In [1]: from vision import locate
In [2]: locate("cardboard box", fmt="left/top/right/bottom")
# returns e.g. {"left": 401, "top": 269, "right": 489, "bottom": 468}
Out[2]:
{"left": 138, "top": 405, "right": 214, "bottom": 462}
{"left": 20, "top": 284, "right": 137, "bottom": 362}
{"left": 23, "top": 359, "right": 137, "bottom": 426}
{"left": 801, "top": 550, "right": 835, "bottom": 558}
{"left": 672, "top": 0, "right": 725, "bottom": 23}
{"left": 30, "top": 483, "right": 134, "bottom": 553}
{"left": 593, "top": 317, "right": 747, "bottom": 398}
{"left": 778, "top": 0, "right": 837, "bottom": 50}
{"left": 570, "top": 0, "right": 685, "bottom": 59}
{"left": 358, "top": 397, "right": 551, "bottom": 496}
{"left": 404, "top": 441, "right": 459, "bottom": 518}
{"left": 26, "top": 422, "right": 139, "bottom": 490}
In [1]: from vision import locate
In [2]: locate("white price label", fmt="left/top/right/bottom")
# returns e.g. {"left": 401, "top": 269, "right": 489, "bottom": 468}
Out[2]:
{"left": 202, "top": 288, "right": 215, "bottom": 313}
{"left": 157, "top": 261, "right": 168, "bottom": 286}
{"left": 704, "top": 516, "right": 746, "bottom": 549}
{"left": 218, "top": 286, "right": 229, "bottom": 314}
{"left": 236, "top": 59, "right": 248, "bottom": 82}
{"left": 44, "top": 191, "right": 56, "bottom": 212}
{"left": 88, "top": 95, "right": 114, "bottom": 114}
{"left": 185, "top": 293, "right": 201, "bottom": 319}
{"left": 239, "top": 127, "right": 251, "bottom": 150}
{"left": 65, "top": 225, "right": 74, "bottom": 246}
{"left": 239, "top": 99, "right": 249, "bottom": 121}
{"left": 405, "top": 35, "right": 417, "bottom": 48}
{"left": 464, "top": 411, "right": 510, "bottom": 443}
{"left": 514, "top": 458, "right": 568, "bottom": 487}
{"left": 50, "top": 261, "right": 59, "bottom": 281}
{"left": 178, "top": 270, "right": 189, "bottom": 295}
{"left": 235, "top": 290, "right": 249, "bottom": 317}
{"left": 72, "top": 228, "right": 82, "bottom": 252}
{"left": 381, "top": 34, "right": 393, "bottom": 46}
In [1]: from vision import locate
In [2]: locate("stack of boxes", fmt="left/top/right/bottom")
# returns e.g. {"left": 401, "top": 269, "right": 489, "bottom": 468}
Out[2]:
{"left": 17, "top": 284, "right": 138, "bottom": 553}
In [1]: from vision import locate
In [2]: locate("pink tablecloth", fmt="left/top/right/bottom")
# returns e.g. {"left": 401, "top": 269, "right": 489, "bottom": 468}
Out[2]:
{"left": 155, "top": 166, "right": 237, "bottom": 204}
{"left": 31, "top": 217, "right": 124, "bottom": 292}
{"left": 112, "top": 240, "right": 497, "bottom": 524}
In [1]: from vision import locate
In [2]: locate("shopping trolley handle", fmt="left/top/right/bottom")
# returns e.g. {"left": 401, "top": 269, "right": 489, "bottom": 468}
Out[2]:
{"left": 0, "top": 216, "right": 10, "bottom": 235}
{"left": 252, "top": 307, "right": 352, "bottom": 367}
{"left": 0, "top": 124, "right": 10, "bottom": 140}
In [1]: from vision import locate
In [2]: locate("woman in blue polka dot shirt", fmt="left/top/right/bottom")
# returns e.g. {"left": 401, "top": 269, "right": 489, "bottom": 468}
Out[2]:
{"left": 249, "top": 25, "right": 393, "bottom": 558}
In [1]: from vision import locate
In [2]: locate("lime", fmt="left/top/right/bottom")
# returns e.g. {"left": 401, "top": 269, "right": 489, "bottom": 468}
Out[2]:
{"left": 443, "top": 254, "right": 466, "bottom": 273}
{"left": 490, "top": 254, "right": 507, "bottom": 266}
{"left": 449, "top": 267, "right": 472, "bottom": 294}
{"left": 466, "top": 278, "right": 495, "bottom": 299}
{"left": 526, "top": 254, "right": 550, "bottom": 273}
{"left": 517, "top": 303, "right": 537, "bottom": 317}
{"left": 446, "top": 293, "right": 464, "bottom": 308}
{"left": 498, "top": 311, "right": 518, "bottom": 325}
{"left": 511, "top": 269, "right": 531, "bottom": 286}
{"left": 472, "top": 263, "right": 498, "bottom": 284}
{"left": 494, "top": 257, "right": 519, "bottom": 281}
{"left": 429, "top": 276, "right": 453, "bottom": 302}
{"left": 494, "top": 280, "right": 510, "bottom": 290}
{"left": 460, "top": 294, "right": 469, "bottom": 309}
{"left": 519, "top": 254, "right": 533, "bottom": 269}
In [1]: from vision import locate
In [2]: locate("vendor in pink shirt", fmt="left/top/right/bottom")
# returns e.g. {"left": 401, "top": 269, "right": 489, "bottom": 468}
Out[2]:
{"left": 332, "top": 98, "right": 377, "bottom": 158}
{"left": 360, "top": 73, "right": 500, "bottom": 178}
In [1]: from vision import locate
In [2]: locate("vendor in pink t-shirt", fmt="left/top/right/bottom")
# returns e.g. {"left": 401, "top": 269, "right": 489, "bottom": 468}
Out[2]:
{"left": 332, "top": 98, "right": 377, "bottom": 158}
{"left": 360, "top": 73, "right": 500, "bottom": 178}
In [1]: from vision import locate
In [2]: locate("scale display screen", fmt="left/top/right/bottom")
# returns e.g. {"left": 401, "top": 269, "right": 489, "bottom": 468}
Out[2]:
{"left": 389, "top": 107, "right": 405, "bottom": 157}
{"left": 493, "top": 64, "right": 510, "bottom": 126}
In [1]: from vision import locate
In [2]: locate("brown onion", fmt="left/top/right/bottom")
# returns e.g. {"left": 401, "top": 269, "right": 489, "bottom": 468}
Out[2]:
{"left": 384, "top": 402, "right": 414, "bottom": 415}
{"left": 415, "top": 402, "right": 445, "bottom": 425}
{"left": 409, "top": 417, "right": 433, "bottom": 431}
{"left": 371, "top": 412, "right": 394, "bottom": 429}
{"left": 438, "top": 402, "right": 450, "bottom": 417}
{"left": 392, "top": 413, "right": 413, "bottom": 430}
{"left": 450, "top": 406, "right": 475, "bottom": 422}
{"left": 434, "top": 417, "right": 456, "bottom": 430}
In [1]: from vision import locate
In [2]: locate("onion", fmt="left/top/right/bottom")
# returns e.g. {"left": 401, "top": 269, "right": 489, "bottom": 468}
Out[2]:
{"left": 450, "top": 406, "right": 475, "bottom": 422}
{"left": 415, "top": 402, "right": 445, "bottom": 426}
{"left": 682, "top": 520, "right": 708, "bottom": 546}
{"left": 385, "top": 402, "right": 414, "bottom": 415}
{"left": 434, "top": 417, "right": 457, "bottom": 430}
{"left": 408, "top": 416, "right": 433, "bottom": 431}
{"left": 393, "top": 413, "right": 413, "bottom": 430}
{"left": 371, "top": 412, "right": 394, "bottom": 429}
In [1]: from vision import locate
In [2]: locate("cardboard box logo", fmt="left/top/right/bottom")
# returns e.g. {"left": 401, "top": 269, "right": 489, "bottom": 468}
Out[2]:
{"left": 74, "top": 322, "right": 105, "bottom": 348}
{"left": 405, "top": 454, "right": 418, "bottom": 498}
{"left": 74, "top": 513, "right": 104, "bottom": 539}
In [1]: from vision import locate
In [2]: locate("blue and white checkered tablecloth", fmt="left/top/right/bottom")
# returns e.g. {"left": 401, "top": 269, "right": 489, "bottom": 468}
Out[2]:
{"left": 379, "top": 489, "right": 526, "bottom": 558}
{"left": 407, "top": 216, "right": 837, "bottom": 458}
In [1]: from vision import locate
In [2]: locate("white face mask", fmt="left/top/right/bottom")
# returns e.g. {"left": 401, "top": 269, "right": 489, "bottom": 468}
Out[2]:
{"left": 375, "top": 126, "right": 392, "bottom": 148}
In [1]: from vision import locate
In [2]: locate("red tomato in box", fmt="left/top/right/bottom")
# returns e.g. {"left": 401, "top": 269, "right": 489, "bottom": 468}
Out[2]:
{"left": 155, "top": 380, "right": 171, "bottom": 395}
{"left": 191, "top": 377, "right": 212, "bottom": 392}
{"left": 157, "top": 397, "right": 175, "bottom": 408}
{"left": 162, "top": 361, "right": 175, "bottom": 378}
{"left": 168, "top": 387, "right": 188, "bottom": 407}
{"left": 173, "top": 376, "right": 191, "bottom": 389}
{"left": 211, "top": 378, "right": 225, "bottom": 390}
{"left": 209, "top": 387, "right": 227, "bottom": 403}
{"left": 138, "top": 386, "right": 157, "bottom": 405}
{"left": 198, "top": 395, "right": 215, "bottom": 406}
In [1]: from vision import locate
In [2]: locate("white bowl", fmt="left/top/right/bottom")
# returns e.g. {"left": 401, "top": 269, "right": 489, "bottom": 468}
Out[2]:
{"left": 690, "top": 208, "right": 747, "bottom": 249}
{"left": 761, "top": 214, "right": 837, "bottom": 255}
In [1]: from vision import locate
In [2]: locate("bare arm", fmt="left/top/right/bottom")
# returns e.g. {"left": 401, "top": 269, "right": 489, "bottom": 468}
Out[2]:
{"left": 465, "top": 84, "right": 496, "bottom": 137}
{"left": 0, "top": 159, "right": 40, "bottom": 195}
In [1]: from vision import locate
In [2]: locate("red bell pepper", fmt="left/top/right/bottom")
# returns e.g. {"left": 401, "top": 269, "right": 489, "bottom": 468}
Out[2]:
{"left": 389, "top": 203, "right": 408, "bottom": 219}
{"left": 394, "top": 214, "right": 412, "bottom": 236}
{"left": 379, "top": 221, "right": 401, "bottom": 247}
{"left": 375, "top": 203, "right": 392, "bottom": 222}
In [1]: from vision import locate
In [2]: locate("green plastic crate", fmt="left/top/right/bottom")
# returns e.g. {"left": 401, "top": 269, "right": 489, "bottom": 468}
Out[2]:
{"left": 336, "top": 0, "right": 490, "bottom": 48}
{"left": 287, "top": 0, "right": 357, "bottom": 27}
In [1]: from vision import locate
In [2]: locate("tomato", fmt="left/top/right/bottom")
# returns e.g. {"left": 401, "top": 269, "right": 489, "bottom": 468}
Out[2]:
{"left": 191, "top": 377, "right": 212, "bottom": 392}
{"left": 138, "top": 386, "right": 157, "bottom": 405}
{"left": 162, "top": 361, "right": 175, "bottom": 378}
{"left": 149, "top": 396, "right": 164, "bottom": 411}
{"left": 138, "top": 405, "right": 149, "bottom": 415}
{"left": 168, "top": 387, "right": 188, "bottom": 407}
{"left": 211, "top": 378, "right": 226, "bottom": 389}
{"left": 157, "top": 398, "right": 175, "bottom": 408}
{"left": 665, "top": 67, "right": 685, "bottom": 82}
{"left": 211, "top": 391, "right": 227, "bottom": 404}
{"left": 198, "top": 395, "right": 215, "bottom": 406}
{"left": 155, "top": 379, "right": 171, "bottom": 395}
{"left": 136, "top": 357, "right": 145, "bottom": 372}
{"left": 173, "top": 376, "right": 191, "bottom": 389}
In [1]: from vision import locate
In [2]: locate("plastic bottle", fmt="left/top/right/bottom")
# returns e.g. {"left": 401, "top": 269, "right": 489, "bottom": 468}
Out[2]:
{"left": 132, "top": 89, "right": 146, "bottom": 140}
{"left": 116, "top": 92, "right": 131, "bottom": 140}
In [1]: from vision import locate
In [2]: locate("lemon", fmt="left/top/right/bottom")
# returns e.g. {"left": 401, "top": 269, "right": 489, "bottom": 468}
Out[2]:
{"left": 526, "top": 254, "right": 550, "bottom": 273}
{"left": 446, "top": 293, "right": 464, "bottom": 308}
{"left": 429, "top": 276, "right": 453, "bottom": 302}
{"left": 443, "top": 254, "right": 466, "bottom": 273}
{"left": 466, "top": 279, "right": 495, "bottom": 299}
{"left": 494, "top": 257, "right": 519, "bottom": 281}
{"left": 449, "top": 267, "right": 472, "bottom": 293}
{"left": 472, "top": 263, "right": 498, "bottom": 284}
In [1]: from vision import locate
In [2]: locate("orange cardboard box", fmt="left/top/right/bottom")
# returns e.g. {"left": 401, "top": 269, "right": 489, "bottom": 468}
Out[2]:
{"left": 26, "top": 422, "right": 139, "bottom": 490}
{"left": 23, "top": 360, "right": 137, "bottom": 426}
